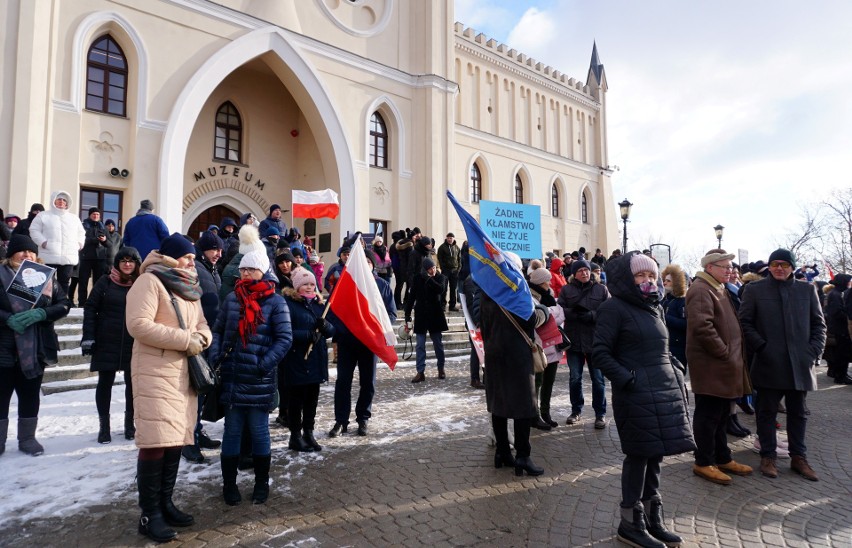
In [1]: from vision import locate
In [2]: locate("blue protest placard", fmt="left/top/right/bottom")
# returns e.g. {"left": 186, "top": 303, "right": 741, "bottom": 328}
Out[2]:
{"left": 478, "top": 200, "right": 542, "bottom": 259}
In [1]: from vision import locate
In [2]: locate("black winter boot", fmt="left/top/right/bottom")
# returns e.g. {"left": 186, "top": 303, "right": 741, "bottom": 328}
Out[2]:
{"left": 288, "top": 430, "right": 315, "bottom": 452}
{"left": 0, "top": 418, "right": 8, "bottom": 456}
{"left": 17, "top": 417, "right": 44, "bottom": 456}
{"left": 252, "top": 454, "right": 272, "bottom": 504}
{"left": 643, "top": 497, "right": 682, "bottom": 547}
{"left": 617, "top": 503, "right": 665, "bottom": 548}
{"left": 124, "top": 412, "right": 136, "bottom": 440}
{"left": 160, "top": 449, "right": 194, "bottom": 527}
{"left": 98, "top": 415, "right": 111, "bottom": 444}
{"left": 303, "top": 430, "right": 322, "bottom": 451}
{"left": 221, "top": 455, "right": 242, "bottom": 506}
{"left": 137, "top": 458, "right": 177, "bottom": 542}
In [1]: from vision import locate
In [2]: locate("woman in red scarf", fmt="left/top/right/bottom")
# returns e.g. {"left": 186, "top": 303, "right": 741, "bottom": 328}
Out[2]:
{"left": 210, "top": 249, "right": 292, "bottom": 506}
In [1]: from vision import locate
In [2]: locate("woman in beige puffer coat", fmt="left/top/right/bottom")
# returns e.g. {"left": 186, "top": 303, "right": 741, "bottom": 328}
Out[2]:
{"left": 125, "top": 233, "right": 211, "bottom": 543}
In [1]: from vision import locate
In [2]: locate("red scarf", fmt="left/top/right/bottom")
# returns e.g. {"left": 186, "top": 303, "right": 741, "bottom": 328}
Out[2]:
{"left": 234, "top": 279, "right": 276, "bottom": 346}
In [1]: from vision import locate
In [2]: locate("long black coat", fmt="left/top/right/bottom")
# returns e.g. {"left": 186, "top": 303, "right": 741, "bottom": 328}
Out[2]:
{"left": 281, "top": 291, "right": 333, "bottom": 386}
{"left": 480, "top": 293, "right": 538, "bottom": 419}
{"left": 557, "top": 278, "right": 609, "bottom": 353}
{"left": 592, "top": 252, "right": 695, "bottom": 458}
{"left": 739, "top": 275, "right": 826, "bottom": 391}
{"left": 83, "top": 276, "right": 135, "bottom": 372}
{"left": 404, "top": 270, "right": 448, "bottom": 334}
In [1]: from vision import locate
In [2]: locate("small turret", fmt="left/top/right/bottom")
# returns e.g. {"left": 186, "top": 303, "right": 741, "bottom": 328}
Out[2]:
{"left": 586, "top": 41, "right": 608, "bottom": 98}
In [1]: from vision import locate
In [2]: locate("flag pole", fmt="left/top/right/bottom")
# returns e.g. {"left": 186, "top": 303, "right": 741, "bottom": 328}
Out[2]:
{"left": 302, "top": 243, "right": 354, "bottom": 360}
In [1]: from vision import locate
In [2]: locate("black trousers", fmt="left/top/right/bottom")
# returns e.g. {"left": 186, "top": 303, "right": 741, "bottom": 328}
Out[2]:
{"left": 692, "top": 394, "right": 733, "bottom": 466}
{"left": 77, "top": 259, "right": 106, "bottom": 305}
{"left": 392, "top": 268, "right": 406, "bottom": 307}
{"left": 0, "top": 366, "right": 42, "bottom": 419}
{"left": 621, "top": 455, "right": 662, "bottom": 507}
{"left": 95, "top": 370, "right": 133, "bottom": 417}
{"left": 492, "top": 415, "right": 532, "bottom": 458}
{"left": 442, "top": 271, "right": 459, "bottom": 308}
{"left": 287, "top": 383, "right": 320, "bottom": 432}
{"left": 535, "top": 361, "right": 559, "bottom": 416}
{"left": 49, "top": 264, "right": 74, "bottom": 297}
{"left": 755, "top": 388, "right": 807, "bottom": 458}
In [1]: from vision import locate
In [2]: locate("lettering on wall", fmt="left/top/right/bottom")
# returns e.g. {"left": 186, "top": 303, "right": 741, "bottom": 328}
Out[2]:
{"left": 193, "top": 165, "right": 265, "bottom": 191}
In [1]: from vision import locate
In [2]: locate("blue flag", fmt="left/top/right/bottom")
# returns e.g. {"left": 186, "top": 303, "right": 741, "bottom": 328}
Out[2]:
{"left": 447, "top": 191, "right": 534, "bottom": 319}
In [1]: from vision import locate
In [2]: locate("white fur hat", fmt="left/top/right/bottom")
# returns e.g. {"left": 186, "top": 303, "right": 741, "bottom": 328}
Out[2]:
{"left": 238, "top": 224, "right": 266, "bottom": 256}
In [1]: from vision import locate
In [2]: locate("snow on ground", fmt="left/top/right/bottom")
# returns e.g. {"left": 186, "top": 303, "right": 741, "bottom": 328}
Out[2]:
{"left": 0, "top": 355, "right": 485, "bottom": 523}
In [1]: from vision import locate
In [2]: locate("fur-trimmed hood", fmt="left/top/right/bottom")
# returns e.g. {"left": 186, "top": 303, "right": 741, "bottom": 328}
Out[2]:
{"left": 661, "top": 264, "right": 687, "bottom": 298}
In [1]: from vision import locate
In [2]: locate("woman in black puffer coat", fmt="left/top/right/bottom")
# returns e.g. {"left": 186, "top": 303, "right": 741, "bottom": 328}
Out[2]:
{"left": 281, "top": 267, "right": 334, "bottom": 452}
{"left": 82, "top": 246, "right": 141, "bottom": 444}
{"left": 593, "top": 251, "right": 695, "bottom": 548}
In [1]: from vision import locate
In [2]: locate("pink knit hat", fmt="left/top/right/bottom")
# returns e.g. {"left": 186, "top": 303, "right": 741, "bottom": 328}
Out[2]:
{"left": 630, "top": 253, "right": 658, "bottom": 276}
{"left": 291, "top": 266, "right": 316, "bottom": 290}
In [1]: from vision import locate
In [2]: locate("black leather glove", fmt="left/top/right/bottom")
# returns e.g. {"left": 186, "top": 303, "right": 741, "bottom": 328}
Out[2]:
{"left": 314, "top": 317, "right": 328, "bottom": 331}
{"left": 311, "top": 330, "right": 324, "bottom": 346}
{"left": 579, "top": 310, "right": 595, "bottom": 324}
{"left": 623, "top": 371, "right": 636, "bottom": 391}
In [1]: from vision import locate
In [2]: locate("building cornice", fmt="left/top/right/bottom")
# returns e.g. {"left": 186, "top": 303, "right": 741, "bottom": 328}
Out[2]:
{"left": 455, "top": 124, "right": 601, "bottom": 178}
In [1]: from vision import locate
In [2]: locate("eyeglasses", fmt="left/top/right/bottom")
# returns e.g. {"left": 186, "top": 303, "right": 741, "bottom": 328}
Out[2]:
{"left": 769, "top": 261, "right": 791, "bottom": 269}
{"left": 239, "top": 267, "right": 259, "bottom": 273}
{"left": 119, "top": 259, "right": 136, "bottom": 264}
{"left": 711, "top": 263, "right": 734, "bottom": 271}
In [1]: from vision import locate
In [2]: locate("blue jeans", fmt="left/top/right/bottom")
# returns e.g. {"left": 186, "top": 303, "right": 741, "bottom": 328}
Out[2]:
{"left": 334, "top": 339, "right": 377, "bottom": 426}
{"left": 222, "top": 406, "right": 271, "bottom": 457}
{"left": 415, "top": 331, "right": 445, "bottom": 374}
{"left": 567, "top": 351, "right": 606, "bottom": 417}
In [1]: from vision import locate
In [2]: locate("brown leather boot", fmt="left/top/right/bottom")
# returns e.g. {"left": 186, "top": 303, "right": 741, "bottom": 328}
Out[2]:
{"left": 692, "top": 464, "right": 732, "bottom": 485}
{"left": 760, "top": 456, "right": 778, "bottom": 478}
{"left": 791, "top": 455, "right": 818, "bottom": 481}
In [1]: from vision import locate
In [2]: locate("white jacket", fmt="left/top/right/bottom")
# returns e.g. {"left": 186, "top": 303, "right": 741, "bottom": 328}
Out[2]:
{"left": 29, "top": 190, "right": 85, "bottom": 265}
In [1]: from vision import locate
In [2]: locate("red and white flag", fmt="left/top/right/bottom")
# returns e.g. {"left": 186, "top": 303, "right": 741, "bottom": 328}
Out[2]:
{"left": 291, "top": 189, "right": 340, "bottom": 219}
{"left": 328, "top": 240, "right": 398, "bottom": 369}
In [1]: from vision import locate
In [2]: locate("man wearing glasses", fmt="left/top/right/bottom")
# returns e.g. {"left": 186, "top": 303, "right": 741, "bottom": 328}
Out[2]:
{"left": 686, "top": 249, "right": 753, "bottom": 485}
{"left": 739, "top": 249, "right": 826, "bottom": 481}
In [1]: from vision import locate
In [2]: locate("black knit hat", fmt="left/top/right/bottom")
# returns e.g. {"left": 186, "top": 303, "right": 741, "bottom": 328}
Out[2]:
{"left": 88, "top": 207, "right": 100, "bottom": 215}
{"left": 158, "top": 233, "right": 196, "bottom": 260}
{"left": 768, "top": 248, "right": 796, "bottom": 269}
{"left": 29, "top": 203, "right": 45, "bottom": 214}
{"left": 7, "top": 234, "right": 39, "bottom": 257}
{"left": 196, "top": 231, "right": 224, "bottom": 252}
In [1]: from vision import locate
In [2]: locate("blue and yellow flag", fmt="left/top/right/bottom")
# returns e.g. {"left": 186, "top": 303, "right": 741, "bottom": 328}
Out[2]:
{"left": 447, "top": 191, "right": 534, "bottom": 319}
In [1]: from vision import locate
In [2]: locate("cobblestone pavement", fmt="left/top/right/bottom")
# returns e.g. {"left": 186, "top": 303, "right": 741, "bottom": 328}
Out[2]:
{"left": 3, "top": 359, "right": 850, "bottom": 547}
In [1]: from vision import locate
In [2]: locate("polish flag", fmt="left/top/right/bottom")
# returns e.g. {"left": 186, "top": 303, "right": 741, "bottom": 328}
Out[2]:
{"left": 291, "top": 189, "right": 340, "bottom": 219}
{"left": 328, "top": 240, "right": 398, "bottom": 369}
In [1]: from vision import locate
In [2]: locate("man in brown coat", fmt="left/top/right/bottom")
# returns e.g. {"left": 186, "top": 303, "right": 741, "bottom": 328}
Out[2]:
{"left": 686, "top": 249, "right": 753, "bottom": 485}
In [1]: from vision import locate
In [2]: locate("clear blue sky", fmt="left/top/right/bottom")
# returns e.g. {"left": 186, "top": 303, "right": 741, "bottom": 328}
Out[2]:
{"left": 455, "top": 0, "right": 852, "bottom": 270}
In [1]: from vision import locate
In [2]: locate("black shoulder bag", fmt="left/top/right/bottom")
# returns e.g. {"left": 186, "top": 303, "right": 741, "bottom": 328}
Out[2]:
{"left": 166, "top": 289, "right": 216, "bottom": 396}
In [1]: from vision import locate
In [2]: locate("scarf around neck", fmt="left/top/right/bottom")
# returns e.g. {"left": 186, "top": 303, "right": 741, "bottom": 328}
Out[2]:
{"left": 109, "top": 267, "right": 136, "bottom": 287}
{"left": 146, "top": 263, "right": 202, "bottom": 301}
{"left": 234, "top": 279, "right": 276, "bottom": 346}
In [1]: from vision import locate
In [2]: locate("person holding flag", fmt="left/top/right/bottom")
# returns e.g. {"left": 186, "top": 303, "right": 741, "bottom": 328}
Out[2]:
{"left": 446, "top": 192, "right": 547, "bottom": 477}
{"left": 326, "top": 233, "right": 397, "bottom": 438}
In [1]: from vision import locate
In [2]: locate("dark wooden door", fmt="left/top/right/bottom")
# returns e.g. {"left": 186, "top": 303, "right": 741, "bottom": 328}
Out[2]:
{"left": 188, "top": 205, "right": 240, "bottom": 240}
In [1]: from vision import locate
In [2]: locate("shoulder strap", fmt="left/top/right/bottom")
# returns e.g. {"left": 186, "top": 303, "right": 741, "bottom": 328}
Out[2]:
{"left": 499, "top": 305, "right": 534, "bottom": 349}
{"left": 164, "top": 287, "right": 187, "bottom": 329}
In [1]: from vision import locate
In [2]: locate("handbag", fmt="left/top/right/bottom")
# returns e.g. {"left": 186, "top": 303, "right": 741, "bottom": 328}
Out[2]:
{"left": 555, "top": 326, "right": 572, "bottom": 351}
{"left": 200, "top": 341, "right": 234, "bottom": 422}
{"left": 500, "top": 306, "right": 547, "bottom": 374}
{"left": 535, "top": 314, "right": 563, "bottom": 349}
{"left": 166, "top": 289, "right": 216, "bottom": 396}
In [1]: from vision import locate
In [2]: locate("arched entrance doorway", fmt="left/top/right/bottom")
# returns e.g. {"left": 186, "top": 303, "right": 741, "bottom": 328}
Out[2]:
{"left": 188, "top": 205, "right": 240, "bottom": 240}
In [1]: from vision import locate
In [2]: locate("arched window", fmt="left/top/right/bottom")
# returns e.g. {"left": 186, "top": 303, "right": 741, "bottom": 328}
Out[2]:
{"left": 551, "top": 184, "right": 560, "bottom": 217}
{"left": 514, "top": 174, "right": 524, "bottom": 204}
{"left": 581, "top": 192, "right": 589, "bottom": 223}
{"left": 370, "top": 112, "right": 388, "bottom": 168}
{"left": 85, "top": 35, "right": 128, "bottom": 116}
{"left": 214, "top": 102, "right": 242, "bottom": 162}
{"left": 470, "top": 163, "right": 482, "bottom": 203}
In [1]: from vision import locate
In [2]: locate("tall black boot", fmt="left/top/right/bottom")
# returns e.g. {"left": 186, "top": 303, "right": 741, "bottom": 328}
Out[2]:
{"left": 221, "top": 454, "right": 242, "bottom": 506}
{"left": 643, "top": 496, "right": 682, "bottom": 547}
{"left": 161, "top": 449, "right": 194, "bottom": 527}
{"left": 252, "top": 454, "right": 272, "bottom": 504}
{"left": 98, "top": 415, "right": 111, "bottom": 444}
{"left": 137, "top": 458, "right": 177, "bottom": 542}
{"left": 617, "top": 503, "right": 665, "bottom": 548}
{"left": 0, "top": 418, "right": 8, "bottom": 456}
{"left": 288, "top": 430, "right": 315, "bottom": 452}
{"left": 124, "top": 413, "right": 135, "bottom": 440}
{"left": 303, "top": 430, "right": 322, "bottom": 451}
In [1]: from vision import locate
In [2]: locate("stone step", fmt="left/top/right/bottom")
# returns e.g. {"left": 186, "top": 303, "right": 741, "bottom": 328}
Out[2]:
{"left": 42, "top": 372, "right": 125, "bottom": 395}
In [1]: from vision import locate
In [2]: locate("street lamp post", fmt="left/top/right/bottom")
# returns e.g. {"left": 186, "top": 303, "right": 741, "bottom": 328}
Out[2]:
{"left": 714, "top": 224, "right": 725, "bottom": 248}
{"left": 619, "top": 199, "right": 633, "bottom": 254}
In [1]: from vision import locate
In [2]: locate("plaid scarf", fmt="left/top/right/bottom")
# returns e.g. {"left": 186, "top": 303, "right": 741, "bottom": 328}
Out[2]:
{"left": 146, "top": 263, "right": 202, "bottom": 301}
{"left": 234, "top": 279, "right": 276, "bottom": 347}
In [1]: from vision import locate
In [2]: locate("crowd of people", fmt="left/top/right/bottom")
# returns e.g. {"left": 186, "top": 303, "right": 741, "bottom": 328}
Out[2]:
{"left": 1, "top": 197, "right": 849, "bottom": 546}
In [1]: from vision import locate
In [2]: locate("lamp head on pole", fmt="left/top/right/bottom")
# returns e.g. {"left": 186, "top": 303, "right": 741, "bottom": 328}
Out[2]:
{"left": 714, "top": 224, "right": 725, "bottom": 246}
{"left": 619, "top": 199, "right": 633, "bottom": 221}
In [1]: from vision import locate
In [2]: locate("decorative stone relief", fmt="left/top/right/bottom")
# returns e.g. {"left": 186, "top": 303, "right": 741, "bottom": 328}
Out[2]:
{"left": 318, "top": 0, "right": 392, "bottom": 36}
{"left": 88, "top": 132, "right": 123, "bottom": 164}
{"left": 373, "top": 181, "right": 390, "bottom": 204}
